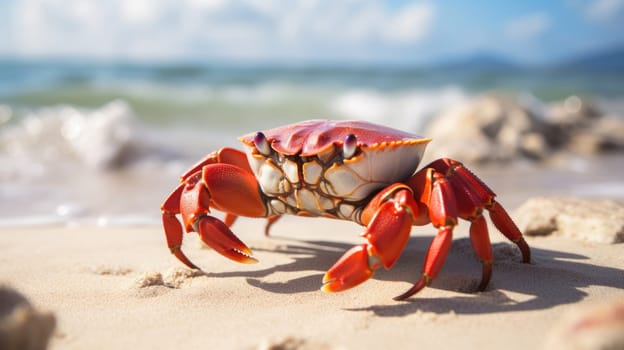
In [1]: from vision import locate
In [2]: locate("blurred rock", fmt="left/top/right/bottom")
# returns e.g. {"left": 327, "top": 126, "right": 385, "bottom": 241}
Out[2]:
{"left": 514, "top": 197, "right": 624, "bottom": 244}
{"left": 542, "top": 299, "right": 624, "bottom": 350}
{"left": 546, "top": 95, "right": 601, "bottom": 126}
{"left": 425, "top": 95, "right": 550, "bottom": 163}
{"left": 546, "top": 96, "right": 624, "bottom": 155}
{"left": 425, "top": 94, "right": 624, "bottom": 163}
{"left": 0, "top": 286, "right": 56, "bottom": 350}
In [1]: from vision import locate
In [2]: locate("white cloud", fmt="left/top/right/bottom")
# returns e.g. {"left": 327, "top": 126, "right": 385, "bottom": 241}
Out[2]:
{"left": 586, "top": 0, "right": 624, "bottom": 21}
{"left": 187, "top": 0, "right": 226, "bottom": 12}
{"left": 565, "top": 0, "right": 624, "bottom": 23}
{"left": 504, "top": 13, "right": 551, "bottom": 42}
{"left": 121, "top": 0, "right": 161, "bottom": 24}
{"left": 5, "top": 0, "right": 436, "bottom": 62}
{"left": 384, "top": 2, "right": 435, "bottom": 43}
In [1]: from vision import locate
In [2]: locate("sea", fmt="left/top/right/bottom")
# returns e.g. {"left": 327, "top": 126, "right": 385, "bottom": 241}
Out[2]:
{"left": 1, "top": 60, "right": 623, "bottom": 227}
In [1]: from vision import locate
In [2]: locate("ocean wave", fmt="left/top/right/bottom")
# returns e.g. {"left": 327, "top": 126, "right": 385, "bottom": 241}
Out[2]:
{"left": 0, "top": 99, "right": 264, "bottom": 225}
{"left": 330, "top": 85, "right": 471, "bottom": 132}
{"left": 2, "top": 61, "right": 623, "bottom": 227}
{"left": 1, "top": 85, "right": 622, "bottom": 227}
{"left": 0, "top": 85, "right": 474, "bottom": 182}
{"left": 1, "top": 100, "right": 150, "bottom": 171}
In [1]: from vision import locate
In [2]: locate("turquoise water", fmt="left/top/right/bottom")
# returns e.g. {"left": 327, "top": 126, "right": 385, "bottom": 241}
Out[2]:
{"left": 3, "top": 61, "right": 623, "bottom": 127}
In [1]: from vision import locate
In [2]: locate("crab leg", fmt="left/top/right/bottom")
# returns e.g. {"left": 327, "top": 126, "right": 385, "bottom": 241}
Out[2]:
{"left": 425, "top": 160, "right": 495, "bottom": 291}
{"left": 488, "top": 201, "right": 531, "bottom": 263}
{"left": 160, "top": 150, "right": 267, "bottom": 269}
{"left": 180, "top": 147, "right": 253, "bottom": 180}
{"left": 161, "top": 170, "right": 257, "bottom": 268}
{"left": 264, "top": 215, "right": 281, "bottom": 236}
{"left": 224, "top": 213, "right": 237, "bottom": 227}
{"left": 394, "top": 170, "right": 459, "bottom": 300}
{"left": 180, "top": 170, "right": 259, "bottom": 265}
{"left": 225, "top": 214, "right": 280, "bottom": 236}
{"left": 427, "top": 158, "right": 531, "bottom": 263}
{"left": 162, "top": 183, "right": 199, "bottom": 269}
{"left": 469, "top": 214, "right": 493, "bottom": 291}
{"left": 394, "top": 158, "right": 530, "bottom": 300}
{"left": 180, "top": 147, "right": 255, "bottom": 227}
{"left": 322, "top": 184, "right": 419, "bottom": 293}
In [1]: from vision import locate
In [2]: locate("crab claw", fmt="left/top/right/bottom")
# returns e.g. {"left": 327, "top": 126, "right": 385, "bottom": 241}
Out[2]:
{"left": 196, "top": 215, "right": 258, "bottom": 264}
{"left": 321, "top": 244, "right": 373, "bottom": 292}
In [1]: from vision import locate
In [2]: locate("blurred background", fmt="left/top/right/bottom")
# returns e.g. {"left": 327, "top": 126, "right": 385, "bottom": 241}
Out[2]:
{"left": 1, "top": 0, "right": 623, "bottom": 226}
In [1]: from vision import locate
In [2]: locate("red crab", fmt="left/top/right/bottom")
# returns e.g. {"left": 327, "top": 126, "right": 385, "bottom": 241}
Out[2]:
{"left": 161, "top": 120, "right": 531, "bottom": 300}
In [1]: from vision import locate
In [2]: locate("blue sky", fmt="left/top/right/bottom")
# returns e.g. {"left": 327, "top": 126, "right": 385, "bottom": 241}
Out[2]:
{"left": 1, "top": 0, "right": 623, "bottom": 64}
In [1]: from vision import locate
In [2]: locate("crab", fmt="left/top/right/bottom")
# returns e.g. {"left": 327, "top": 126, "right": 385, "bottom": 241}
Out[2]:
{"left": 161, "top": 120, "right": 531, "bottom": 300}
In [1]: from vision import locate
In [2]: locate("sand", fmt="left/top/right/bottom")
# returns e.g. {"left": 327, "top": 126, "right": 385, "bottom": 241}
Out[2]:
{"left": 1, "top": 211, "right": 623, "bottom": 349}
{"left": 2, "top": 154, "right": 624, "bottom": 349}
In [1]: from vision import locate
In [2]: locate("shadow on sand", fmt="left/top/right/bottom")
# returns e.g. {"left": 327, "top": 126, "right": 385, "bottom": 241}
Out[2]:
{"left": 203, "top": 235, "right": 624, "bottom": 316}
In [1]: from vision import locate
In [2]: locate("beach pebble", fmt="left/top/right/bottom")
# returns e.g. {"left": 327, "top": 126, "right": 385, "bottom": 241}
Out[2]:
{"left": 0, "top": 286, "right": 56, "bottom": 350}
{"left": 542, "top": 299, "right": 624, "bottom": 350}
{"left": 163, "top": 268, "right": 205, "bottom": 288}
{"left": 514, "top": 197, "right": 624, "bottom": 244}
{"left": 134, "top": 272, "right": 165, "bottom": 288}
{"left": 133, "top": 269, "right": 205, "bottom": 289}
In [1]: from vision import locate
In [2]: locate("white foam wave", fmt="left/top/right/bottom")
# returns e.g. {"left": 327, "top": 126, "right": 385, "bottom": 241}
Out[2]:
{"left": 1, "top": 100, "right": 143, "bottom": 171}
{"left": 0, "top": 100, "right": 187, "bottom": 226}
{"left": 329, "top": 85, "right": 472, "bottom": 133}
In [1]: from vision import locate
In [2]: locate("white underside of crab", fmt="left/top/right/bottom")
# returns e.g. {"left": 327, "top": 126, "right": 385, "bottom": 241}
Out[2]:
{"left": 245, "top": 141, "right": 427, "bottom": 222}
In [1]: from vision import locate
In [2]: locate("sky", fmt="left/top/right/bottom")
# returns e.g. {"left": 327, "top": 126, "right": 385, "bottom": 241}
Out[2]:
{"left": 0, "top": 0, "right": 623, "bottom": 65}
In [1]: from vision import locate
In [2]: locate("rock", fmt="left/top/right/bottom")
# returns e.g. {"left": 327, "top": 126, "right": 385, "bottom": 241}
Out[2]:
{"left": 546, "top": 95, "right": 601, "bottom": 127}
{"left": 519, "top": 132, "right": 549, "bottom": 160}
{"left": 0, "top": 286, "right": 56, "bottom": 350}
{"left": 514, "top": 197, "right": 624, "bottom": 244}
{"left": 425, "top": 95, "right": 552, "bottom": 163}
{"left": 579, "top": 116, "right": 624, "bottom": 153}
{"left": 542, "top": 299, "right": 624, "bottom": 350}
{"left": 425, "top": 94, "right": 624, "bottom": 164}
{"left": 545, "top": 95, "right": 624, "bottom": 154}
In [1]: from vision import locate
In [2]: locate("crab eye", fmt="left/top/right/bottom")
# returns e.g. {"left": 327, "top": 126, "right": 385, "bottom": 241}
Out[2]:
{"left": 343, "top": 134, "right": 357, "bottom": 159}
{"left": 254, "top": 132, "right": 271, "bottom": 156}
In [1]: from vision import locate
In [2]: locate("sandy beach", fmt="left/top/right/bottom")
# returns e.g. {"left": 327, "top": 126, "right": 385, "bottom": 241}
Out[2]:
{"left": 2, "top": 156, "right": 624, "bottom": 350}
{"left": 3, "top": 2, "right": 624, "bottom": 348}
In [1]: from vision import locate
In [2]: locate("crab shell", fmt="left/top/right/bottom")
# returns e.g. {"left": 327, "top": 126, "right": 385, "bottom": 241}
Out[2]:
{"left": 239, "top": 120, "right": 431, "bottom": 220}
